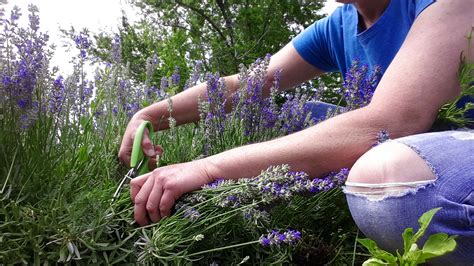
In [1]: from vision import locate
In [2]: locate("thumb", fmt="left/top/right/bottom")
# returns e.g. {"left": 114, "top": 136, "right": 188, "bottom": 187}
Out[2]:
{"left": 141, "top": 128, "right": 156, "bottom": 157}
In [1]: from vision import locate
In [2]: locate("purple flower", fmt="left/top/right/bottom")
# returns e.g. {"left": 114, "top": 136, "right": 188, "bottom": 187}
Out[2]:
{"left": 160, "top": 76, "right": 169, "bottom": 91}
{"left": 259, "top": 229, "right": 302, "bottom": 247}
{"left": 227, "top": 195, "right": 238, "bottom": 202}
{"left": 259, "top": 237, "right": 271, "bottom": 247}
{"left": 242, "top": 208, "right": 269, "bottom": 223}
{"left": 278, "top": 234, "right": 287, "bottom": 242}
{"left": 186, "top": 60, "right": 202, "bottom": 88}
{"left": 183, "top": 207, "right": 200, "bottom": 222}
{"left": 74, "top": 31, "right": 91, "bottom": 59}
{"left": 237, "top": 76, "right": 265, "bottom": 136}
{"left": 262, "top": 97, "right": 279, "bottom": 129}
{"left": 10, "top": 6, "right": 21, "bottom": 22}
{"left": 171, "top": 66, "right": 180, "bottom": 86}
{"left": 285, "top": 230, "right": 302, "bottom": 244}
{"left": 374, "top": 129, "right": 390, "bottom": 146}
{"left": 340, "top": 60, "right": 381, "bottom": 110}
{"left": 126, "top": 102, "right": 140, "bottom": 118}
{"left": 278, "top": 92, "right": 313, "bottom": 135}
{"left": 27, "top": 5, "right": 40, "bottom": 32}
{"left": 146, "top": 86, "right": 166, "bottom": 102}
{"left": 79, "top": 49, "right": 87, "bottom": 59}
{"left": 17, "top": 99, "right": 28, "bottom": 109}
{"left": 201, "top": 73, "right": 227, "bottom": 155}
{"left": 111, "top": 33, "right": 121, "bottom": 63}
{"left": 48, "top": 75, "right": 65, "bottom": 114}
{"left": 203, "top": 178, "right": 225, "bottom": 189}
{"left": 332, "top": 168, "right": 349, "bottom": 186}
{"left": 151, "top": 54, "right": 158, "bottom": 65}
{"left": 1, "top": 3, "right": 54, "bottom": 129}
{"left": 117, "top": 79, "right": 129, "bottom": 108}
{"left": 255, "top": 167, "right": 346, "bottom": 200}
{"left": 2, "top": 76, "right": 12, "bottom": 86}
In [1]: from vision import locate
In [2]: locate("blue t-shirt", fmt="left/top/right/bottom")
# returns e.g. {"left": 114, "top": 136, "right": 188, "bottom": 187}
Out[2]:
{"left": 293, "top": 0, "right": 474, "bottom": 126}
{"left": 293, "top": 0, "right": 435, "bottom": 75}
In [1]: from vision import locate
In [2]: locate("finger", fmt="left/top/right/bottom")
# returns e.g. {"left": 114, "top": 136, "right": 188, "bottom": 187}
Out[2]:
{"left": 148, "top": 145, "right": 164, "bottom": 170}
{"left": 148, "top": 157, "right": 157, "bottom": 170}
{"left": 118, "top": 141, "right": 132, "bottom": 166}
{"left": 146, "top": 176, "right": 164, "bottom": 223}
{"left": 159, "top": 189, "right": 176, "bottom": 218}
{"left": 141, "top": 129, "right": 155, "bottom": 157}
{"left": 130, "top": 173, "right": 151, "bottom": 204}
{"left": 134, "top": 175, "right": 155, "bottom": 226}
{"left": 154, "top": 145, "right": 164, "bottom": 156}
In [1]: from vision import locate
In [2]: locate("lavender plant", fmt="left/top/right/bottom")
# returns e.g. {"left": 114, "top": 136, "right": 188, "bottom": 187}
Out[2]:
{"left": 338, "top": 59, "right": 381, "bottom": 111}
{"left": 196, "top": 54, "right": 317, "bottom": 157}
{"left": 0, "top": 3, "right": 388, "bottom": 265}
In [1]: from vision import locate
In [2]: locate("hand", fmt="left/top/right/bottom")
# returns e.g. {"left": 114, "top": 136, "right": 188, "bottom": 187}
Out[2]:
{"left": 118, "top": 111, "right": 163, "bottom": 168}
{"left": 130, "top": 160, "right": 214, "bottom": 226}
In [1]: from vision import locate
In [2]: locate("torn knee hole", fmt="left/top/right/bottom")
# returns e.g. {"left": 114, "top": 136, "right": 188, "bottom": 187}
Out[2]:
{"left": 344, "top": 179, "right": 435, "bottom": 200}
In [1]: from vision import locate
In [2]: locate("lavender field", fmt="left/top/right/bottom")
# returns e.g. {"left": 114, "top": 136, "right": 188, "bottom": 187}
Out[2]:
{"left": 1, "top": 2, "right": 471, "bottom": 265}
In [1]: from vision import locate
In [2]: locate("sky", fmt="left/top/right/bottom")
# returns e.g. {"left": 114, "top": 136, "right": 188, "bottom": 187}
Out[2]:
{"left": 3, "top": 0, "right": 341, "bottom": 74}
{"left": 3, "top": 0, "right": 137, "bottom": 74}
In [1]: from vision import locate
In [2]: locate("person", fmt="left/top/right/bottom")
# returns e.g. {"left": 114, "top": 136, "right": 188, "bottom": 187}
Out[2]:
{"left": 119, "top": 0, "right": 473, "bottom": 264}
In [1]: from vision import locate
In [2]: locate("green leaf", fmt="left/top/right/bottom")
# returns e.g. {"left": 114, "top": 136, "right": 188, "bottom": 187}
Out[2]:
{"left": 358, "top": 238, "right": 379, "bottom": 253}
{"left": 80, "top": 116, "right": 92, "bottom": 131}
{"left": 402, "top": 227, "right": 414, "bottom": 254}
{"left": 400, "top": 243, "right": 422, "bottom": 266}
{"left": 358, "top": 238, "right": 397, "bottom": 264}
{"left": 77, "top": 146, "right": 89, "bottom": 163}
{"left": 412, "top": 207, "right": 441, "bottom": 243}
{"left": 362, "top": 258, "right": 391, "bottom": 266}
{"left": 418, "top": 233, "right": 457, "bottom": 263}
{"left": 58, "top": 246, "right": 67, "bottom": 263}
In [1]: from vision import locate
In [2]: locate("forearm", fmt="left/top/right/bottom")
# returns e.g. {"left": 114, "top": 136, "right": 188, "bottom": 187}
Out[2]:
{"left": 204, "top": 105, "right": 430, "bottom": 179}
{"left": 203, "top": 0, "right": 474, "bottom": 180}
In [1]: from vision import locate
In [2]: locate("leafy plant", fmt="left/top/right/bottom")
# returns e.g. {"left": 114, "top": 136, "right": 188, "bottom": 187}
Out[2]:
{"left": 358, "top": 207, "right": 457, "bottom": 266}
{"left": 434, "top": 28, "right": 474, "bottom": 130}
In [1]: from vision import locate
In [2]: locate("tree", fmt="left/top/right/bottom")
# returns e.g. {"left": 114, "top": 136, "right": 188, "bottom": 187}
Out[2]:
{"left": 134, "top": 0, "right": 325, "bottom": 74}
{"left": 92, "top": 0, "right": 342, "bottom": 100}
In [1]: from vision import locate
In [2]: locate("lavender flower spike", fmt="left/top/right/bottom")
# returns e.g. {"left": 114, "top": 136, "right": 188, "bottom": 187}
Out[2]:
{"left": 259, "top": 229, "right": 302, "bottom": 247}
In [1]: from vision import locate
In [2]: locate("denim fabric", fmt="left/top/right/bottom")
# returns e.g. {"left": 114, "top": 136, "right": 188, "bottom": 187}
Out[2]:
{"left": 345, "top": 129, "right": 474, "bottom": 265}
{"left": 305, "top": 101, "right": 341, "bottom": 121}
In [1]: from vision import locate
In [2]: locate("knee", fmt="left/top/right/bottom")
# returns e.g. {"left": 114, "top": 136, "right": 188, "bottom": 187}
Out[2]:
{"left": 347, "top": 141, "right": 436, "bottom": 185}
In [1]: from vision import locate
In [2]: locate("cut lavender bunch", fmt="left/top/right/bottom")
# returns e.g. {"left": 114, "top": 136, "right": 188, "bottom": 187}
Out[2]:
{"left": 137, "top": 164, "right": 348, "bottom": 264}
{"left": 177, "top": 164, "right": 349, "bottom": 217}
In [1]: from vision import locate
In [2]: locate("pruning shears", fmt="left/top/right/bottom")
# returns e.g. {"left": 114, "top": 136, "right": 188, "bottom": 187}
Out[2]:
{"left": 112, "top": 121, "right": 154, "bottom": 202}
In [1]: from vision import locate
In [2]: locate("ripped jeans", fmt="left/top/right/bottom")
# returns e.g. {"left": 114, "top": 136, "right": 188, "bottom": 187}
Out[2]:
{"left": 345, "top": 130, "right": 474, "bottom": 265}
{"left": 305, "top": 102, "right": 474, "bottom": 265}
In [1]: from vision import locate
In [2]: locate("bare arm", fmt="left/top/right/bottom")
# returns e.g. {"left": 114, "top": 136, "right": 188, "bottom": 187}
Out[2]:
{"left": 119, "top": 43, "right": 323, "bottom": 164}
{"left": 205, "top": 0, "right": 473, "bottom": 178}
{"left": 134, "top": 43, "right": 324, "bottom": 130}
{"left": 130, "top": 0, "right": 473, "bottom": 225}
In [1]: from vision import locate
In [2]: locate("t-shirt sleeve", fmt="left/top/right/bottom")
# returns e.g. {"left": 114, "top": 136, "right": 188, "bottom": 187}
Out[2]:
{"left": 415, "top": 0, "right": 436, "bottom": 17}
{"left": 292, "top": 16, "right": 338, "bottom": 72}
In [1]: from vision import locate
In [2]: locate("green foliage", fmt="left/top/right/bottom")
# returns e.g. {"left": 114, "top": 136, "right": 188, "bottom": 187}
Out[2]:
{"left": 90, "top": 0, "right": 342, "bottom": 97}
{"left": 135, "top": 0, "right": 325, "bottom": 74}
{"left": 0, "top": 42, "right": 355, "bottom": 264}
{"left": 358, "top": 208, "right": 457, "bottom": 266}
{"left": 434, "top": 29, "right": 474, "bottom": 129}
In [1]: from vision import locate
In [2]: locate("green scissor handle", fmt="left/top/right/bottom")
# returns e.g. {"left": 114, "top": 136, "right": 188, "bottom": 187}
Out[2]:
{"left": 131, "top": 121, "right": 155, "bottom": 176}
